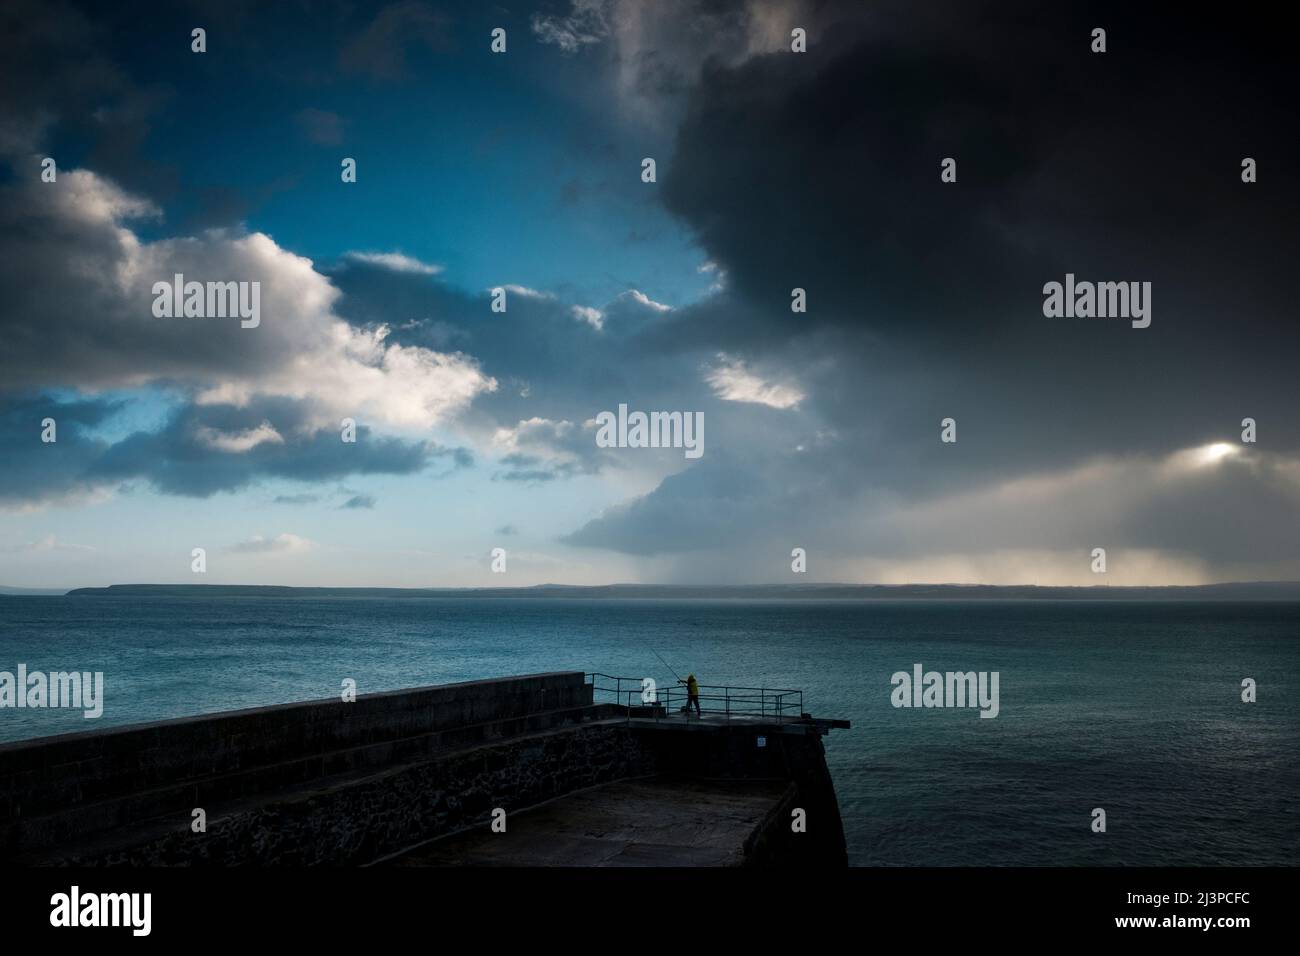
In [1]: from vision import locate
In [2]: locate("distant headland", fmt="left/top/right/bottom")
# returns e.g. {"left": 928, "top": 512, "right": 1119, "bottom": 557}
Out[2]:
{"left": 52, "top": 582, "right": 1300, "bottom": 600}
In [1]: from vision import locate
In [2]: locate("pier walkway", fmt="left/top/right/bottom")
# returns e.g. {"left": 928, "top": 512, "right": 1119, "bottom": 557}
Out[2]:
{"left": 389, "top": 776, "right": 790, "bottom": 866}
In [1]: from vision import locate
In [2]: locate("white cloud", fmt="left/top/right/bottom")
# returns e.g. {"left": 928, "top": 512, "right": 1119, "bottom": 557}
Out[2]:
{"left": 623, "top": 289, "right": 671, "bottom": 312}
{"left": 42, "top": 166, "right": 161, "bottom": 227}
{"left": 0, "top": 165, "right": 497, "bottom": 431}
{"left": 493, "top": 283, "right": 554, "bottom": 300}
{"left": 492, "top": 417, "right": 580, "bottom": 454}
{"left": 195, "top": 421, "right": 284, "bottom": 453}
{"left": 531, "top": 0, "right": 611, "bottom": 52}
{"left": 229, "top": 532, "right": 315, "bottom": 554}
{"left": 697, "top": 260, "right": 726, "bottom": 291}
{"left": 570, "top": 305, "right": 605, "bottom": 329}
{"left": 706, "top": 354, "right": 804, "bottom": 409}
{"left": 490, "top": 416, "right": 618, "bottom": 480}
{"left": 343, "top": 251, "right": 442, "bottom": 275}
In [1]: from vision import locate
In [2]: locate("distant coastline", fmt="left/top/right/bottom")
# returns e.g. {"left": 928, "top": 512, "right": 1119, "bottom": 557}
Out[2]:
{"left": 38, "top": 581, "right": 1300, "bottom": 600}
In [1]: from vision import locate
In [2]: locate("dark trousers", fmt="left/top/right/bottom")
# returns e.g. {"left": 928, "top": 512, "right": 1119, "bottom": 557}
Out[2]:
{"left": 688, "top": 694, "right": 701, "bottom": 717}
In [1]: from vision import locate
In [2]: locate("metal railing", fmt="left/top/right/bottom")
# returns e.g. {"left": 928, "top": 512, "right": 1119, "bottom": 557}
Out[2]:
{"left": 586, "top": 673, "right": 804, "bottom": 723}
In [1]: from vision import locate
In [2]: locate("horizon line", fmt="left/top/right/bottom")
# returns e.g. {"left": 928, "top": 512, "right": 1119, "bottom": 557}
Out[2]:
{"left": 8, "top": 580, "right": 1300, "bottom": 596}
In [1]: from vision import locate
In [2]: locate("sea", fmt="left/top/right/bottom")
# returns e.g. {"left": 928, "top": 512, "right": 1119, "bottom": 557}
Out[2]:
{"left": 2, "top": 595, "right": 1297, "bottom": 866}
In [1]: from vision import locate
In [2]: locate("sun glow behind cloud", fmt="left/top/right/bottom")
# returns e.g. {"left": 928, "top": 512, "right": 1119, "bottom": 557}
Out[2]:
{"left": 705, "top": 354, "right": 804, "bottom": 409}
{"left": 1169, "top": 442, "right": 1245, "bottom": 471}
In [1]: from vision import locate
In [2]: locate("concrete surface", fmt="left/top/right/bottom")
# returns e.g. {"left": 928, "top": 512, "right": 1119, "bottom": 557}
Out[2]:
{"left": 388, "top": 776, "right": 789, "bottom": 867}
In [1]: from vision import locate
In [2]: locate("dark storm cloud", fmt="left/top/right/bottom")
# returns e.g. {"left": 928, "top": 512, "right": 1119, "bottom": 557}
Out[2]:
{"left": 89, "top": 398, "right": 466, "bottom": 497}
{"left": 0, "top": 0, "right": 175, "bottom": 197}
{"left": 0, "top": 0, "right": 443, "bottom": 230}
{"left": 654, "top": 0, "right": 1300, "bottom": 461}
{"left": 0, "top": 392, "right": 465, "bottom": 505}
{"left": 5, "top": 0, "right": 1299, "bottom": 585}
{"left": 565, "top": 439, "right": 1300, "bottom": 581}
{"left": 563, "top": 449, "right": 774, "bottom": 553}
{"left": 0, "top": 394, "right": 119, "bottom": 507}
{"left": 561, "top": 0, "right": 1300, "bottom": 570}
{"left": 663, "top": 1, "right": 1298, "bottom": 339}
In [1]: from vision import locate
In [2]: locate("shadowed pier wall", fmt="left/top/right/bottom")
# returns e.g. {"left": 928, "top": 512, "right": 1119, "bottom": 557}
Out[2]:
{"left": 0, "top": 672, "right": 847, "bottom": 866}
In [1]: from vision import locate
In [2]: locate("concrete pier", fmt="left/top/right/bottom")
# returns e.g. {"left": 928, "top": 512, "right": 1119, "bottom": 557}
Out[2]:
{"left": 0, "top": 672, "right": 850, "bottom": 866}
{"left": 389, "top": 777, "right": 792, "bottom": 866}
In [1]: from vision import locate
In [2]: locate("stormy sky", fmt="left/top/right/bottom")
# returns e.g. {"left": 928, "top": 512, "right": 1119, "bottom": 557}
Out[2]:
{"left": 1, "top": 0, "right": 1297, "bottom": 588}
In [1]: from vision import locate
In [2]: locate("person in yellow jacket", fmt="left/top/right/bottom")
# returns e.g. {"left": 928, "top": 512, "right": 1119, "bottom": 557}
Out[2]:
{"left": 679, "top": 673, "right": 701, "bottom": 718}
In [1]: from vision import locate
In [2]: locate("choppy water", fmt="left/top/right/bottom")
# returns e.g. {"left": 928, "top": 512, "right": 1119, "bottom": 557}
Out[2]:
{"left": 2, "top": 596, "right": 1297, "bottom": 865}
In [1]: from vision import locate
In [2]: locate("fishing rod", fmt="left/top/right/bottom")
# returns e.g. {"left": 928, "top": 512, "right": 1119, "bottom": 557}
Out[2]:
{"left": 494, "top": 593, "right": 686, "bottom": 700}
{"left": 645, "top": 642, "right": 683, "bottom": 684}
